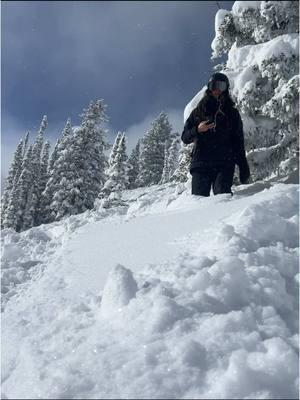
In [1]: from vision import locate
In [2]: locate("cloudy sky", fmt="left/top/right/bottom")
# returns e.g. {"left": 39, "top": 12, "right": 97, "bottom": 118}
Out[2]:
{"left": 2, "top": 0, "right": 234, "bottom": 181}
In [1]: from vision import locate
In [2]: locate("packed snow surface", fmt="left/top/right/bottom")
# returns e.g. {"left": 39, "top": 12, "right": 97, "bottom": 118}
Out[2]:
{"left": 1, "top": 181, "right": 299, "bottom": 399}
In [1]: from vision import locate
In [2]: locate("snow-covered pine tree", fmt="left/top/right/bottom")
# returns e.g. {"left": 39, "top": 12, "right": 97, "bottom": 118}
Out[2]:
{"left": 48, "top": 138, "right": 60, "bottom": 176}
{"left": 2, "top": 182, "right": 22, "bottom": 231}
{"left": 3, "top": 145, "right": 34, "bottom": 231}
{"left": 210, "top": 0, "right": 299, "bottom": 181}
{"left": 106, "top": 131, "right": 123, "bottom": 171}
{"left": 42, "top": 118, "right": 73, "bottom": 223}
{"left": 128, "top": 139, "right": 141, "bottom": 189}
{"left": 22, "top": 186, "right": 37, "bottom": 231}
{"left": 50, "top": 176, "right": 74, "bottom": 221}
{"left": 164, "top": 136, "right": 180, "bottom": 183}
{"left": 27, "top": 115, "right": 48, "bottom": 226}
{"left": 50, "top": 100, "right": 110, "bottom": 220}
{"left": 97, "top": 133, "right": 130, "bottom": 207}
{"left": 171, "top": 142, "right": 193, "bottom": 183}
{"left": 40, "top": 141, "right": 51, "bottom": 194}
{"left": 1, "top": 138, "right": 24, "bottom": 228}
{"left": 159, "top": 140, "right": 170, "bottom": 184}
{"left": 36, "top": 141, "right": 51, "bottom": 225}
{"left": 137, "top": 112, "right": 172, "bottom": 187}
{"left": 97, "top": 131, "right": 122, "bottom": 201}
{"left": 23, "top": 132, "right": 30, "bottom": 157}
{"left": 117, "top": 133, "right": 130, "bottom": 190}
{"left": 47, "top": 118, "right": 72, "bottom": 175}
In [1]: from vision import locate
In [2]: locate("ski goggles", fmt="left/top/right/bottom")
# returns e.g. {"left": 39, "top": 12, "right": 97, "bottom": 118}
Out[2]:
{"left": 208, "top": 80, "right": 227, "bottom": 92}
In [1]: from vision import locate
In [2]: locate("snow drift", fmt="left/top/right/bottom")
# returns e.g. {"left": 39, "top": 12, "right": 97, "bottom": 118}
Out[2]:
{"left": 1, "top": 181, "right": 299, "bottom": 399}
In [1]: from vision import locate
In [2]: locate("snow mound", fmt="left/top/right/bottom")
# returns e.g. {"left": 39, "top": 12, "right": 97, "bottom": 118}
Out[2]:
{"left": 232, "top": 1, "right": 261, "bottom": 14}
{"left": 228, "top": 33, "right": 298, "bottom": 71}
{"left": 101, "top": 263, "right": 138, "bottom": 317}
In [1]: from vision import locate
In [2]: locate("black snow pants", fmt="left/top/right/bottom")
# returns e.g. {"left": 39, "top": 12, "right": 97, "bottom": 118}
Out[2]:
{"left": 191, "top": 162, "right": 235, "bottom": 197}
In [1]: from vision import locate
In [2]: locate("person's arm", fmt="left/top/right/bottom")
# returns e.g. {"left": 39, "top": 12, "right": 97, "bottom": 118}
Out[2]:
{"left": 181, "top": 107, "right": 214, "bottom": 144}
{"left": 181, "top": 108, "right": 199, "bottom": 145}
{"left": 232, "top": 110, "right": 251, "bottom": 183}
{"left": 181, "top": 107, "right": 213, "bottom": 144}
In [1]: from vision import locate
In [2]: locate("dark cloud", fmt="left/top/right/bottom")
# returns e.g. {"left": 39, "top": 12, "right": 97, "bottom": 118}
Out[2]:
{"left": 2, "top": 0, "right": 234, "bottom": 176}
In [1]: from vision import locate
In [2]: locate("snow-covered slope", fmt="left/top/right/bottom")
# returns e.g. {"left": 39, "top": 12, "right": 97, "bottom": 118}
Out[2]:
{"left": 1, "top": 181, "right": 299, "bottom": 399}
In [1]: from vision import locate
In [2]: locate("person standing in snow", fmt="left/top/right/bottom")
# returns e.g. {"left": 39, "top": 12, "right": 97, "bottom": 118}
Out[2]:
{"left": 181, "top": 72, "right": 250, "bottom": 196}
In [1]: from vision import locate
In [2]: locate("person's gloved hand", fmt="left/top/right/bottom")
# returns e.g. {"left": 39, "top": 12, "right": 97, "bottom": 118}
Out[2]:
{"left": 238, "top": 157, "right": 251, "bottom": 184}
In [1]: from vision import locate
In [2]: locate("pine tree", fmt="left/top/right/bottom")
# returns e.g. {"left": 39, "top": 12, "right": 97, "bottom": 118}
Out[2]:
{"left": 36, "top": 141, "right": 51, "bottom": 224}
{"left": 159, "top": 140, "right": 170, "bottom": 184}
{"left": 2, "top": 183, "right": 22, "bottom": 231}
{"left": 210, "top": 1, "right": 299, "bottom": 181}
{"left": 50, "top": 100, "right": 110, "bottom": 220}
{"left": 3, "top": 145, "right": 34, "bottom": 231}
{"left": 47, "top": 119, "right": 72, "bottom": 175}
{"left": 106, "top": 131, "right": 123, "bottom": 171}
{"left": 27, "top": 115, "right": 48, "bottom": 226}
{"left": 212, "top": 1, "right": 299, "bottom": 58}
{"left": 23, "top": 132, "right": 30, "bottom": 157}
{"left": 48, "top": 138, "right": 60, "bottom": 176}
{"left": 51, "top": 177, "right": 74, "bottom": 221}
{"left": 42, "top": 119, "right": 73, "bottom": 222}
{"left": 128, "top": 139, "right": 141, "bottom": 189}
{"left": 18, "top": 145, "right": 35, "bottom": 231}
{"left": 171, "top": 143, "right": 193, "bottom": 183}
{"left": 117, "top": 133, "right": 130, "bottom": 190}
{"left": 98, "top": 133, "right": 130, "bottom": 206}
{"left": 160, "top": 136, "right": 180, "bottom": 184}
{"left": 40, "top": 141, "right": 51, "bottom": 193}
{"left": 168, "top": 136, "right": 180, "bottom": 180}
{"left": 1, "top": 139, "right": 24, "bottom": 227}
{"left": 137, "top": 112, "right": 172, "bottom": 187}
{"left": 97, "top": 131, "right": 122, "bottom": 200}
{"left": 22, "top": 186, "right": 36, "bottom": 231}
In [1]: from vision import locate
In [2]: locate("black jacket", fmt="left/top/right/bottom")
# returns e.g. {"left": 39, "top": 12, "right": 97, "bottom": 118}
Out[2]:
{"left": 181, "top": 94, "right": 250, "bottom": 177}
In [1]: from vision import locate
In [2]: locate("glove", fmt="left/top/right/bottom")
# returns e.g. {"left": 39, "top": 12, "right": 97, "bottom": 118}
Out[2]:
{"left": 238, "top": 157, "right": 251, "bottom": 184}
